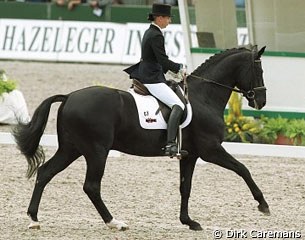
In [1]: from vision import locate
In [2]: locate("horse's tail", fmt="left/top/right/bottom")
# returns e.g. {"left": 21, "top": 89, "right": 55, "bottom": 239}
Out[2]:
{"left": 12, "top": 94, "right": 67, "bottom": 179}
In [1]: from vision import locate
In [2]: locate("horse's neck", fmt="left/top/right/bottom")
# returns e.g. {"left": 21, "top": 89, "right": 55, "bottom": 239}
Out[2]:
{"left": 189, "top": 52, "right": 249, "bottom": 112}
{"left": 188, "top": 78, "right": 231, "bottom": 113}
{"left": 188, "top": 61, "right": 237, "bottom": 112}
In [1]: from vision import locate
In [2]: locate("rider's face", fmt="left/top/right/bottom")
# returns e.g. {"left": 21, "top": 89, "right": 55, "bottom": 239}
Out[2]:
{"left": 156, "top": 16, "right": 172, "bottom": 29}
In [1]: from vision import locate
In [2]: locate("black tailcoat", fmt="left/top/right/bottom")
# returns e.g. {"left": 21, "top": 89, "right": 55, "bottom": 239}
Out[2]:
{"left": 124, "top": 24, "right": 181, "bottom": 84}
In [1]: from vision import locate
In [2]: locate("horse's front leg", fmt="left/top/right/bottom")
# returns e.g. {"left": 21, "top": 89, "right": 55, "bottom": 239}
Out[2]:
{"left": 202, "top": 145, "right": 270, "bottom": 215}
{"left": 179, "top": 155, "right": 202, "bottom": 231}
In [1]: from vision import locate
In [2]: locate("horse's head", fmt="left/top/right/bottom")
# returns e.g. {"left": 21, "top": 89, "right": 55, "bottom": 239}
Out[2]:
{"left": 237, "top": 46, "right": 267, "bottom": 110}
{"left": 189, "top": 46, "right": 267, "bottom": 111}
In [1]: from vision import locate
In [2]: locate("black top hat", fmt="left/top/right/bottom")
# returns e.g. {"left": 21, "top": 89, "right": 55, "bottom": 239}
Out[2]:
{"left": 148, "top": 3, "right": 172, "bottom": 21}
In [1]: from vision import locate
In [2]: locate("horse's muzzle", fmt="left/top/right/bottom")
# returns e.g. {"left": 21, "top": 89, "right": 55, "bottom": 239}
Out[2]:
{"left": 247, "top": 87, "right": 266, "bottom": 110}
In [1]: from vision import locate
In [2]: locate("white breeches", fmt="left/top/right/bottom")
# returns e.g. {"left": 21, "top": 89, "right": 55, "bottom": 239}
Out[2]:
{"left": 144, "top": 83, "right": 185, "bottom": 110}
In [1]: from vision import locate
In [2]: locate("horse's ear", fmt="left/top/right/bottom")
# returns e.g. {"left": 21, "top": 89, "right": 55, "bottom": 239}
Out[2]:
{"left": 251, "top": 45, "right": 258, "bottom": 52}
{"left": 257, "top": 46, "right": 266, "bottom": 58}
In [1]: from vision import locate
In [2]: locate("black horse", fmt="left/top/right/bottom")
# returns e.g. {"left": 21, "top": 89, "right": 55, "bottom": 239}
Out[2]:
{"left": 13, "top": 46, "right": 270, "bottom": 231}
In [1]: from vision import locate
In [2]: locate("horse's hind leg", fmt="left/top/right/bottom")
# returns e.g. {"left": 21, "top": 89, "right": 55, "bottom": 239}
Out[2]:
{"left": 27, "top": 145, "right": 81, "bottom": 229}
{"left": 83, "top": 146, "right": 128, "bottom": 231}
{"left": 203, "top": 145, "right": 270, "bottom": 215}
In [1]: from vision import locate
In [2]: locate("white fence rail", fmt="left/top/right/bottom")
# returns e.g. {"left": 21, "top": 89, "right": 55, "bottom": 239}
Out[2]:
{"left": 2, "top": 132, "right": 304, "bottom": 159}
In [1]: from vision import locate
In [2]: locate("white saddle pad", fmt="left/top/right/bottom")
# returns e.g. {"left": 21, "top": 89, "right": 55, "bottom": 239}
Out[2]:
{"left": 128, "top": 88, "right": 192, "bottom": 130}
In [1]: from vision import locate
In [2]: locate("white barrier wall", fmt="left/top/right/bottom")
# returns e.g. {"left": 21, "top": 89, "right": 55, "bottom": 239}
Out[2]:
{"left": 262, "top": 55, "right": 305, "bottom": 113}
{"left": 191, "top": 51, "right": 305, "bottom": 114}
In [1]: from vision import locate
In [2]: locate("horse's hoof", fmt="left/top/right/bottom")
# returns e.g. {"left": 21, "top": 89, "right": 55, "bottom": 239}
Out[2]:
{"left": 28, "top": 221, "right": 41, "bottom": 230}
{"left": 258, "top": 204, "right": 270, "bottom": 216}
{"left": 189, "top": 221, "right": 203, "bottom": 231}
{"left": 106, "top": 218, "right": 129, "bottom": 231}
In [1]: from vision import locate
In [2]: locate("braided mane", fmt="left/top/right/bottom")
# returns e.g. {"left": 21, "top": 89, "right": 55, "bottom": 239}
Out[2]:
{"left": 192, "top": 47, "right": 251, "bottom": 76}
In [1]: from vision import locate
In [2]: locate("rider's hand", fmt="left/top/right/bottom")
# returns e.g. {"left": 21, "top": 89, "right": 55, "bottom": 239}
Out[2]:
{"left": 179, "top": 64, "right": 187, "bottom": 78}
{"left": 168, "top": 64, "right": 187, "bottom": 80}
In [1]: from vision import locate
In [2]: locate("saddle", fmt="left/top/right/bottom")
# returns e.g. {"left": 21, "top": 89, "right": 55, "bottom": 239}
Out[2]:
{"left": 131, "top": 79, "right": 188, "bottom": 122}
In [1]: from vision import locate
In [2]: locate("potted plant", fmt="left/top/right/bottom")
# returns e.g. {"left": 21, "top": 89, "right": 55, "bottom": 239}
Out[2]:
{"left": 224, "top": 92, "right": 262, "bottom": 143}
{"left": 258, "top": 117, "right": 292, "bottom": 145}
{"left": 0, "top": 70, "right": 17, "bottom": 96}
{"left": 286, "top": 119, "right": 305, "bottom": 146}
{"left": 225, "top": 115, "right": 262, "bottom": 143}
{"left": 0, "top": 70, "right": 30, "bottom": 125}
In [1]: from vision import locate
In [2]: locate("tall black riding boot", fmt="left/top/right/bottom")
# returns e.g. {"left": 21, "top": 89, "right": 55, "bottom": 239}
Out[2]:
{"left": 164, "top": 105, "right": 186, "bottom": 157}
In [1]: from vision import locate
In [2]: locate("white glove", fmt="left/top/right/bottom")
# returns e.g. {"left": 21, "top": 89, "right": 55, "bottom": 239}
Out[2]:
{"left": 178, "top": 65, "right": 187, "bottom": 78}
{"left": 168, "top": 65, "right": 187, "bottom": 79}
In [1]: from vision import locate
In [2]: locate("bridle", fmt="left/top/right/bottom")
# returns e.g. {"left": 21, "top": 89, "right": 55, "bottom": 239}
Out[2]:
{"left": 186, "top": 55, "right": 266, "bottom": 101}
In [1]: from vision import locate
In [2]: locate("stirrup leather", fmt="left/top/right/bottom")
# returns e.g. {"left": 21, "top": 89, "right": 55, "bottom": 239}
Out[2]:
{"left": 164, "top": 142, "right": 188, "bottom": 159}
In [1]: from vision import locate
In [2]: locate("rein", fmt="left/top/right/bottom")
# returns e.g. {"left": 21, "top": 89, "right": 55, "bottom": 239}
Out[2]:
{"left": 185, "top": 50, "right": 267, "bottom": 100}
{"left": 187, "top": 70, "right": 266, "bottom": 100}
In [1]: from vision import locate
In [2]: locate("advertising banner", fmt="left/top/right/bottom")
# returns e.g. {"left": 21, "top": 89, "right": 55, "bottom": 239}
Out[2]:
{"left": 0, "top": 19, "right": 248, "bottom": 64}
